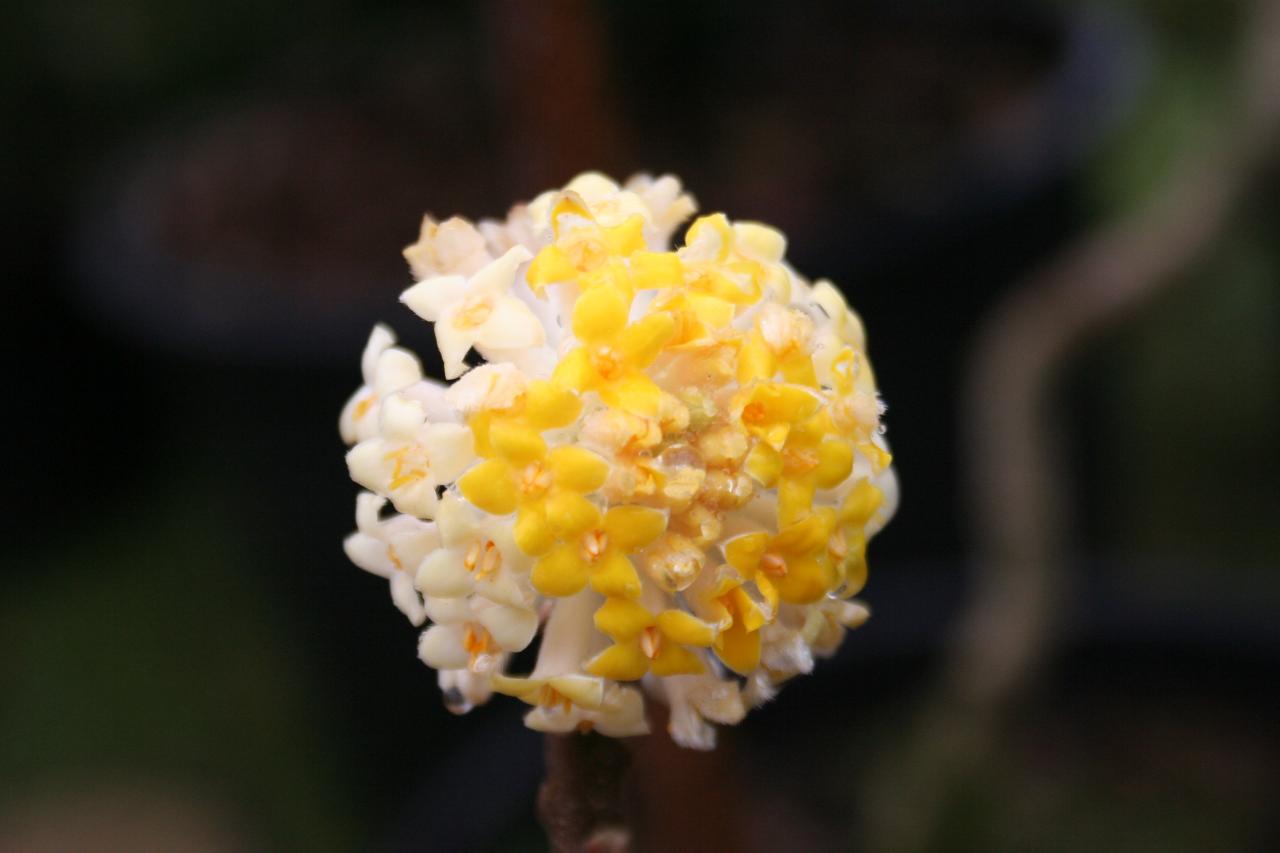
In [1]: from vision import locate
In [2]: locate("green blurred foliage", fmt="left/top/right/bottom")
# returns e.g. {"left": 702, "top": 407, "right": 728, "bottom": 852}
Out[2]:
{"left": 1, "top": 487, "right": 353, "bottom": 850}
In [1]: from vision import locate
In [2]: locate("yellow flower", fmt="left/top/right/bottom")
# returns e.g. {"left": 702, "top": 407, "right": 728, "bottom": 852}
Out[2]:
{"left": 737, "top": 303, "right": 819, "bottom": 387}
{"left": 722, "top": 510, "right": 839, "bottom": 606}
{"left": 686, "top": 564, "right": 773, "bottom": 675}
{"left": 468, "top": 379, "right": 582, "bottom": 464}
{"left": 551, "top": 282, "right": 677, "bottom": 416}
{"left": 526, "top": 192, "right": 647, "bottom": 292}
{"left": 530, "top": 505, "right": 667, "bottom": 599}
{"left": 677, "top": 214, "right": 766, "bottom": 305}
{"left": 751, "top": 410, "right": 855, "bottom": 528}
{"left": 457, "top": 445, "right": 609, "bottom": 557}
{"left": 584, "top": 597, "right": 717, "bottom": 680}
{"left": 736, "top": 382, "right": 823, "bottom": 459}
{"left": 830, "top": 479, "right": 884, "bottom": 596}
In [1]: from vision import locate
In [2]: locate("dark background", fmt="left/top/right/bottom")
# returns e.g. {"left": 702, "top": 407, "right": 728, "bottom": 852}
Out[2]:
{"left": 3, "top": 1, "right": 1278, "bottom": 850}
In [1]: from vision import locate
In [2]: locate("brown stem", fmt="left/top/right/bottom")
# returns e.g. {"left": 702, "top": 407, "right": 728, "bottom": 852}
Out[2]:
{"left": 538, "top": 733, "right": 633, "bottom": 853}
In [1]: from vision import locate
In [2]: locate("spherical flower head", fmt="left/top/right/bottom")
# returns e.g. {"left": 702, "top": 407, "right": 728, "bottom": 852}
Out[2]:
{"left": 339, "top": 172, "right": 897, "bottom": 749}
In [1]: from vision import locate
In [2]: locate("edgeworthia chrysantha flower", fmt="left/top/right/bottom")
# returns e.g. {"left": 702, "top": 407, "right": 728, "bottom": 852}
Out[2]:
{"left": 340, "top": 172, "right": 897, "bottom": 749}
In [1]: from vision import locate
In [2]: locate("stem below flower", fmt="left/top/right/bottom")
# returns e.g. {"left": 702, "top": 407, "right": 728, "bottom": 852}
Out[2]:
{"left": 538, "top": 732, "right": 632, "bottom": 853}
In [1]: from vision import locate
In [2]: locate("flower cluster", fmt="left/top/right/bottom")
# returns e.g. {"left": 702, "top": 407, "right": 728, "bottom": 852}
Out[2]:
{"left": 340, "top": 173, "right": 897, "bottom": 748}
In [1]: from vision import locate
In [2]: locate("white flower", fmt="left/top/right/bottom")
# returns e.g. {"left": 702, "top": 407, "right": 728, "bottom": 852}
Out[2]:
{"left": 338, "top": 325, "right": 423, "bottom": 445}
{"left": 660, "top": 673, "right": 746, "bottom": 750}
{"left": 343, "top": 492, "right": 441, "bottom": 625}
{"left": 523, "top": 682, "right": 649, "bottom": 737}
{"left": 346, "top": 394, "right": 475, "bottom": 518}
{"left": 443, "top": 363, "right": 529, "bottom": 415}
{"left": 400, "top": 246, "right": 544, "bottom": 379}
{"left": 403, "top": 215, "right": 493, "bottom": 280}
{"left": 624, "top": 172, "right": 698, "bottom": 246}
{"left": 417, "top": 595, "right": 539, "bottom": 673}
{"left": 438, "top": 666, "right": 498, "bottom": 715}
{"left": 415, "top": 492, "right": 532, "bottom": 605}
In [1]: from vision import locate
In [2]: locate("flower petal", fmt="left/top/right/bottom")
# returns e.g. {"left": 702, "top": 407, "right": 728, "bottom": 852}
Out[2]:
{"left": 773, "top": 554, "right": 837, "bottom": 604}
{"left": 416, "top": 549, "right": 473, "bottom": 598}
{"left": 547, "top": 446, "right": 609, "bottom": 493}
{"left": 722, "top": 532, "right": 769, "bottom": 577}
{"left": 531, "top": 543, "right": 590, "bottom": 597}
{"left": 479, "top": 604, "right": 538, "bottom": 652}
{"left": 572, "top": 283, "right": 631, "bottom": 342}
{"left": 546, "top": 490, "right": 603, "bottom": 538}
{"left": 588, "top": 550, "right": 642, "bottom": 599}
{"left": 593, "top": 597, "right": 654, "bottom": 640}
{"left": 514, "top": 503, "right": 556, "bottom": 556}
{"left": 657, "top": 610, "right": 716, "bottom": 647}
{"left": 458, "top": 459, "right": 517, "bottom": 515}
{"left": 421, "top": 423, "right": 476, "bottom": 483}
{"left": 418, "top": 625, "right": 468, "bottom": 670}
{"left": 522, "top": 381, "right": 582, "bottom": 430}
{"left": 715, "top": 619, "right": 761, "bottom": 675}
{"left": 651, "top": 643, "right": 705, "bottom": 677}
{"left": 585, "top": 641, "right": 650, "bottom": 681}
{"left": 550, "top": 347, "right": 597, "bottom": 391}
{"left": 474, "top": 295, "right": 546, "bottom": 351}
{"left": 617, "top": 312, "right": 676, "bottom": 367}
{"left": 400, "top": 274, "right": 468, "bottom": 323}
{"left": 603, "top": 505, "right": 667, "bottom": 552}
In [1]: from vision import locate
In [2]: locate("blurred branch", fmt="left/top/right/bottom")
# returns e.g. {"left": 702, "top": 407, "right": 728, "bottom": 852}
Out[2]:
{"left": 484, "top": 0, "right": 630, "bottom": 191}
{"left": 953, "top": 0, "right": 1280, "bottom": 713}
{"left": 866, "top": 1, "right": 1280, "bottom": 848}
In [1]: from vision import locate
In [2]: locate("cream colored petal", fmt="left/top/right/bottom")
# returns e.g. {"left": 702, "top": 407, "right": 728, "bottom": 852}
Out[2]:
{"left": 353, "top": 492, "right": 386, "bottom": 535}
{"left": 478, "top": 604, "right": 538, "bottom": 652}
{"left": 479, "top": 345, "right": 558, "bottom": 380}
{"left": 434, "top": 492, "right": 480, "bottom": 549}
{"left": 759, "top": 622, "right": 813, "bottom": 677}
{"left": 867, "top": 466, "right": 898, "bottom": 537}
{"left": 401, "top": 274, "right": 469, "bottom": 323}
{"left": 404, "top": 216, "right": 492, "bottom": 279}
{"left": 343, "top": 532, "right": 394, "bottom": 579}
{"left": 470, "top": 245, "right": 533, "bottom": 297}
{"left": 390, "top": 571, "right": 427, "bottom": 625}
{"left": 592, "top": 686, "right": 650, "bottom": 738}
{"left": 733, "top": 222, "right": 786, "bottom": 263}
{"left": 399, "top": 379, "right": 459, "bottom": 424}
{"left": 667, "top": 698, "right": 716, "bottom": 750}
{"left": 386, "top": 521, "right": 441, "bottom": 569}
{"left": 547, "top": 674, "right": 605, "bottom": 709}
{"left": 360, "top": 324, "right": 396, "bottom": 382}
{"left": 445, "top": 363, "right": 528, "bottom": 414}
{"left": 388, "top": 480, "right": 440, "bottom": 521}
{"left": 523, "top": 705, "right": 582, "bottom": 734}
{"left": 379, "top": 394, "right": 426, "bottom": 441}
{"left": 418, "top": 625, "right": 469, "bottom": 670}
{"left": 416, "top": 549, "right": 474, "bottom": 598}
{"left": 339, "top": 388, "right": 378, "bottom": 445}
{"left": 372, "top": 347, "right": 423, "bottom": 398}
{"left": 421, "top": 423, "right": 476, "bottom": 483}
{"left": 473, "top": 296, "right": 546, "bottom": 351}
{"left": 424, "top": 596, "right": 472, "bottom": 625}
{"left": 433, "top": 314, "right": 479, "bottom": 380}
{"left": 474, "top": 570, "right": 527, "bottom": 609}
{"left": 438, "top": 667, "right": 494, "bottom": 714}
{"left": 345, "top": 440, "right": 390, "bottom": 496}
{"left": 490, "top": 524, "right": 532, "bottom": 574}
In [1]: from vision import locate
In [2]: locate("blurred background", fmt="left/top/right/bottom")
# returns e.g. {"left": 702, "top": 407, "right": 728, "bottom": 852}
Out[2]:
{"left": 4, "top": 1, "right": 1279, "bottom": 850}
